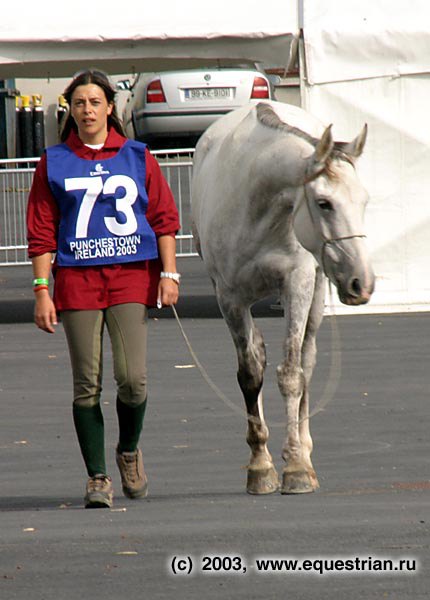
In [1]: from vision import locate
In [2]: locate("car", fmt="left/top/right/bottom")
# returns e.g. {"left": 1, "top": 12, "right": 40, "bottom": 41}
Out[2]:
{"left": 121, "top": 67, "right": 276, "bottom": 148}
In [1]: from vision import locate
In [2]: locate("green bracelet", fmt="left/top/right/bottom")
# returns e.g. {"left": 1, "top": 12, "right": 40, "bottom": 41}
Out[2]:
{"left": 32, "top": 278, "right": 49, "bottom": 287}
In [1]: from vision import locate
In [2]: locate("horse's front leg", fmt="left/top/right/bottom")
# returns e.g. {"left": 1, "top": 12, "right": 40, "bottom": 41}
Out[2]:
{"left": 278, "top": 269, "right": 321, "bottom": 494}
{"left": 239, "top": 353, "right": 280, "bottom": 495}
{"left": 218, "top": 297, "right": 279, "bottom": 495}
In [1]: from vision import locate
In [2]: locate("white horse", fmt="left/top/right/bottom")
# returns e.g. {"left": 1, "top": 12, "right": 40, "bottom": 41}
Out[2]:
{"left": 191, "top": 100, "right": 375, "bottom": 495}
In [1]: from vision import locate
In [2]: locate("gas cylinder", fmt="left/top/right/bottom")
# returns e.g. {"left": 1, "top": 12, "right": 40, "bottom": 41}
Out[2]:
{"left": 18, "top": 95, "right": 33, "bottom": 158}
{"left": 15, "top": 95, "right": 21, "bottom": 159}
{"left": 57, "top": 95, "right": 68, "bottom": 139}
{"left": 32, "top": 94, "right": 45, "bottom": 156}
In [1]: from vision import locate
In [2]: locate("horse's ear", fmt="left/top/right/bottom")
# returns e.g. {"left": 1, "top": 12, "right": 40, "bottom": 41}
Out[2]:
{"left": 306, "top": 124, "right": 334, "bottom": 180}
{"left": 341, "top": 124, "right": 368, "bottom": 160}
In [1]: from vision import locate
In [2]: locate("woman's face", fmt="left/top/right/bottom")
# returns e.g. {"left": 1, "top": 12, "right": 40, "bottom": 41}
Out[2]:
{"left": 70, "top": 83, "right": 113, "bottom": 144}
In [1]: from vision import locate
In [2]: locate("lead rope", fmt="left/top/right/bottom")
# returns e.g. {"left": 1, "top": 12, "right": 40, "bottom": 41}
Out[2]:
{"left": 302, "top": 280, "right": 342, "bottom": 423}
{"left": 171, "top": 299, "right": 342, "bottom": 428}
{"left": 170, "top": 304, "right": 256, "bottom": 422}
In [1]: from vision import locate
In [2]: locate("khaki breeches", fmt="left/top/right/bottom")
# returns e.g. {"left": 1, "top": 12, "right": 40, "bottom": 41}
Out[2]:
{"left": 61, "top": 303, "right": 148, "bottom": 408}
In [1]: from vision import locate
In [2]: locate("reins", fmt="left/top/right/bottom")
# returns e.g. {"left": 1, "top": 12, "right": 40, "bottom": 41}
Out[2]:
{"left": 171, "top": 294, "right": 343, "bottom": 428}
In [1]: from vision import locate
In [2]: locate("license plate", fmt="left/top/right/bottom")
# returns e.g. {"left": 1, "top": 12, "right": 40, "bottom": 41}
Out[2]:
{"left": 184, "top": 87, "right": 233, "bottom": 100}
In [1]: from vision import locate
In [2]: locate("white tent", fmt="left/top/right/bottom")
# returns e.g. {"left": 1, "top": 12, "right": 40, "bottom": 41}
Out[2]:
{"left": 299, "top": 0, "right": 430, "bottom": 313}
{"left": 1, "top": 0, "right": 429, "bottom": 313}
{"left": 0, "top": 0, "right": 297, "bottom": 78}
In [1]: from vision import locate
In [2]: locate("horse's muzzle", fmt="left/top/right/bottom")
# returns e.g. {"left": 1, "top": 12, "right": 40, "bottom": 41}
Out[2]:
{"left": 337, "top": 272, "right": 375, "bottom": 305}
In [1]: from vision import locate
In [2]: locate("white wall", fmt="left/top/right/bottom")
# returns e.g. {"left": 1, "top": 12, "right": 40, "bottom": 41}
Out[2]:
{"left": 300, "top": 0, "right": 430, "bottom": 313}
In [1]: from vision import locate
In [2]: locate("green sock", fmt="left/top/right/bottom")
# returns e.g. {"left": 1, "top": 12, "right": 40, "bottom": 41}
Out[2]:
{"left": 73, "top": 404, "right": 106, "bottom": 477}
{"left": 116, "top": 396, "right": 147, "bottom": 453}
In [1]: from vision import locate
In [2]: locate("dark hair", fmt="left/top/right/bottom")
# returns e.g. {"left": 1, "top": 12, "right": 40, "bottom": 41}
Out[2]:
{"left": 60, "top": 69, "right": 126, "bottom": 142}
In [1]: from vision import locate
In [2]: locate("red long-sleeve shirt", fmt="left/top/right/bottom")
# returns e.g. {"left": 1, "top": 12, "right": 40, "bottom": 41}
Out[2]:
{"left": 27, "top": 128, "right": 180, "bottom": 310}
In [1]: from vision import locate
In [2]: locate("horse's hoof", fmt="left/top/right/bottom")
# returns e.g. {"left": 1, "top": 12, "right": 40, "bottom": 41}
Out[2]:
{"left": 281, "top": 469, "right": 319, "bottom": 494}
{"left": 246, "top": 466, "right": 280, "bottom": 495}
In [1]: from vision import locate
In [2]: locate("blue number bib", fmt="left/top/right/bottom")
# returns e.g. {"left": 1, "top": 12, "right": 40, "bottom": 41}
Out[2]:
{"left": 46, "top": 140, "right": 158, "bottom": 266}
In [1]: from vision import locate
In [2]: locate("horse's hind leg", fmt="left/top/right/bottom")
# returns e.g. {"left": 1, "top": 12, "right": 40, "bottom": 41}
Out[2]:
{"left": 218, "top": 296, "right": 279, "bottom": 494}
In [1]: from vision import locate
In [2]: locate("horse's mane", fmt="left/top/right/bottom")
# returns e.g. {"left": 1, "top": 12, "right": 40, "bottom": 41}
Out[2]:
{"left": 255, "top": 103, "right": 354, "bottom": 173}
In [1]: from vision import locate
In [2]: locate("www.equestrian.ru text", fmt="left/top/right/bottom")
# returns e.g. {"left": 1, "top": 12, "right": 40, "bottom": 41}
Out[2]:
{"left": 168, "top": 554, "right": 418, "bottom": 576}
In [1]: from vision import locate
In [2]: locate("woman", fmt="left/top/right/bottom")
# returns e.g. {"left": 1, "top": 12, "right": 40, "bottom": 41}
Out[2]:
{"left": 27, "top": 70, "right": 180, "bottom": 508}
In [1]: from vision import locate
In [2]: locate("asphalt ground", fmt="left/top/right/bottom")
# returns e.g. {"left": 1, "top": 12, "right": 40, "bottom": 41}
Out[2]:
{"left": 1, "top": 260, "right": 430, "bottom": 599}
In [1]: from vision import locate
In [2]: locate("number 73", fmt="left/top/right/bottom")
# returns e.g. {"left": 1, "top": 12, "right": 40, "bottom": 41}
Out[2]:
{"left": 65, "top": 175, "right": 138, "bottom": 238}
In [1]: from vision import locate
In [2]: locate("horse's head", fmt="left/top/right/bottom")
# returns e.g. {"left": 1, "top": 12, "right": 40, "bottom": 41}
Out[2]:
{"left": 293, "top": 125, "right": 375, "bottom": 306}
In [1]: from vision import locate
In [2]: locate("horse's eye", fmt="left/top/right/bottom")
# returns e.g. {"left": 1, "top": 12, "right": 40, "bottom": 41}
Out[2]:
{"left": 317, "top": 199, "right": 333, "bottom": 211}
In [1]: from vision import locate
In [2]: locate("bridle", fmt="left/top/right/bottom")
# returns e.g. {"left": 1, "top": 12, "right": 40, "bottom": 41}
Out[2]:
{"left": 294, "top": 178, "right": 366, "bottom": 278}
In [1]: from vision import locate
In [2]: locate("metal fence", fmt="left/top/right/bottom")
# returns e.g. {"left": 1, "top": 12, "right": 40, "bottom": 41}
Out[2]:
{"left": 0, "top": 149, "right": 198, "bottom": 266}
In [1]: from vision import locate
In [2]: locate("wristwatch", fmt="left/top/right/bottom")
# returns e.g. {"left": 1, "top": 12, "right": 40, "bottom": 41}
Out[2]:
{"left": 160, "top": 271, "right": 181, "bottom": 284}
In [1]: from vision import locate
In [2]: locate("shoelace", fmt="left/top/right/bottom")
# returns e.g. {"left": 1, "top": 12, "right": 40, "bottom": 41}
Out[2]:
{"left": 88, "top": 476, "right": 110, "bottom": 491}
{"left": 121, "top": 453, "right": 140, "bottom": 482}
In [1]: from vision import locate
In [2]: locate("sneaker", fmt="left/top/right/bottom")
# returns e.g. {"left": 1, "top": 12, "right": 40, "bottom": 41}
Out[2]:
{"left": 116, "top": 447, "right": 148, "bottom": 499}
{"left": 84, "top": 475, "right": 113, "bottom": 509}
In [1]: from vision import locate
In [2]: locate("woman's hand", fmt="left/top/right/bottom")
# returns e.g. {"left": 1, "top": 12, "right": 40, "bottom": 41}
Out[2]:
{"left": 34, "top": 291, "right": 58, "bottom": 333}
{"left": 157, "top": 277, "right": 179, "bottom": 307}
